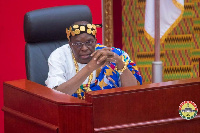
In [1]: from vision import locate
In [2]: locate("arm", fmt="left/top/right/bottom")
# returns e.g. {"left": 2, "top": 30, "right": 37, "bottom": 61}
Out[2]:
{"left": 92, "top": 47, "right": 142, "bottom": 87}
{"left": 56, "top": 64, "right": 93, "bottom": 95}
{"left": 53, "top": 57, "right": 104, "bottom": 95}
{"left": 115, "top": 55, "right": 138, "bottom": 87}
{"left": 45, "top": 46, "right": 104, "bottom": 95}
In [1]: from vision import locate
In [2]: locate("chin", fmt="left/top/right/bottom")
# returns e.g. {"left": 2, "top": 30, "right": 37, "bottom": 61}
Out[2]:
{"left": 78, "top": 57, "right": 92, "bottom": 64}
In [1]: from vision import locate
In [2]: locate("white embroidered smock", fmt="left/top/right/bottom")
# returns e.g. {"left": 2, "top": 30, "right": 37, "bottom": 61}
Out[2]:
{"left": 45, "top": 44, "right": 96, "bottom": 89}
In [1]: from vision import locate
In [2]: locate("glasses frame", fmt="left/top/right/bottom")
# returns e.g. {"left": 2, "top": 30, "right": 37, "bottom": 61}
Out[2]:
{"left": 71, "top": 39, "right": 96, "bottom": 49}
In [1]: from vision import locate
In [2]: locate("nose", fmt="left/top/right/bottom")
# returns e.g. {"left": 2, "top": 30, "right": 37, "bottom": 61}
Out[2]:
{"left": 80, "top": 44, "right": 88, "bottom": 51}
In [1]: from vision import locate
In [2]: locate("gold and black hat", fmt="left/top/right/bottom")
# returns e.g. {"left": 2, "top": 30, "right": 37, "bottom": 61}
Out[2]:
{"left": 66, "top": 24, "right": 102, "bottom": 40}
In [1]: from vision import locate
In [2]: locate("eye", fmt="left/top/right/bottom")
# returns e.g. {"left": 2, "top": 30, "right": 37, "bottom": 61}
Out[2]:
{"left": 86, "top": 40, "right": 94, "bottom": 45}
{"left": 85, "top": 41, "right": 91, "bottom": 44}
{"left": 75, "top": 42, "right": 82, "bottom": 46}
{"left": 89, "top": 40, "right": 94, "bottom": 44}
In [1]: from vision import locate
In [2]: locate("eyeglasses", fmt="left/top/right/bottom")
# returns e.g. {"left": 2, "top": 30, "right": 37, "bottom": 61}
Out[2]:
{"left": 71, "top": 40, "right": 96, "bottom": 49}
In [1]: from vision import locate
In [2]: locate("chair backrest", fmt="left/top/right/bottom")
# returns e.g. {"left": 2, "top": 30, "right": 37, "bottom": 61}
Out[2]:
{"left": 24, "top": 5, "right": 92, "bottom": 86}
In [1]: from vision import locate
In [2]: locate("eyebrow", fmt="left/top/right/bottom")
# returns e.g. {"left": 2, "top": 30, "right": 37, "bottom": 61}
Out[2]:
{"left": 74, "top": 37, "right": 95, "bottom": 42}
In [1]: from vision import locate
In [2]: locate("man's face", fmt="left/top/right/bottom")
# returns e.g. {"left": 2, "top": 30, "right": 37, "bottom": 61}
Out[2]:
{"left": 69, "top": 33, "right": 96, "bottom": 64}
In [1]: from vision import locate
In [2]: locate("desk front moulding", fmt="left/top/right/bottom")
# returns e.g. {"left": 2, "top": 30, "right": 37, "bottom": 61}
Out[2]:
{"left": 2, "top": 77, "right": 200, "bottom": 133}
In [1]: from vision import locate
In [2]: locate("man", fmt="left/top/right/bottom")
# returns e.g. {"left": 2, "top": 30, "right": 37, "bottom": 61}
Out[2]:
{"left": 45, "top": 21, "right": 142, "bottom": 99}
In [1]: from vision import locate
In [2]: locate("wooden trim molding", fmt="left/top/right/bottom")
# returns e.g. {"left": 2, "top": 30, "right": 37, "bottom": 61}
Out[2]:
{"left": 94, "top": 116, "right": 200, "bottom": 132}
{"left": 2, "top": 106, "right": 59, "bottom": 131}
{"left": 102, "top": 0, "right": 114, "bottom": 47}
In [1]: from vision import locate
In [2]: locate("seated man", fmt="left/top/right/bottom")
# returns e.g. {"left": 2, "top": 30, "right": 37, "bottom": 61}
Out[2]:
{"left": 45, "top": 21, "right": 142, "bottom": 99}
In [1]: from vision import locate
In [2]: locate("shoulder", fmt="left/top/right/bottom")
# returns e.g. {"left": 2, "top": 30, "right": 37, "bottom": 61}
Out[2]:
{"left": 50, "top": 44, "right": 70, "bottom": 56}
{"left": 95, "top": 43, "right": 107, "bottom": 50}
{"left": 48, "top": 44, "right": 71, "bottom": 61}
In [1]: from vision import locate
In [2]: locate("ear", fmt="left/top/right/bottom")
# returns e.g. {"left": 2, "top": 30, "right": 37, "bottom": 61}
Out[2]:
{"left": 68, "top": 41, "right": 72, "bottom": 46}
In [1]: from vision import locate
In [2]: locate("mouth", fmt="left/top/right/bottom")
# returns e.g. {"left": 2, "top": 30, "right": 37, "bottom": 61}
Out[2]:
{"left": 80, "top": 54, "right": 91, "bottom": 59}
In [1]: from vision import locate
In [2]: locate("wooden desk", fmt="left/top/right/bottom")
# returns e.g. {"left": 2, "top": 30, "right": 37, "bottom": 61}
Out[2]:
{"left": 2, "top": 78, "right": 200, "bottom": 133}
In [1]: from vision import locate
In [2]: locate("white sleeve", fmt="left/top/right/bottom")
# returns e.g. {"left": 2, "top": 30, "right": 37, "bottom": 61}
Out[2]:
{"left": 45, "top": 52, "right": 67, "bottom": 89}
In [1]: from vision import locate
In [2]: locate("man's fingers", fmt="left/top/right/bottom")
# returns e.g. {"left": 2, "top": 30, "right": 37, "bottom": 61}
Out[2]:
{"left": 96, "top": 54, "right": 117, "bottom": 65}
{"left": 92, "top": 47, "right": 113, "bottom": 60}
{"left": 101, "top": 61, "right": 110, "bottom": 69}
{"left": 107, "top": 52, "right": 115, "bottom": 58}
{"left": 96, "top": 52, "right": 114, "bottom": 64}
{"left": 97, "top": 55, "right": 107, "bottom": 64}
{"left": 106, "top": 58, "right": 116, "bottom": 63}
{"left": 93, "top": 51, "right": 102, "bottom": 61}
{"left": 91, "top": 50, "right": 97, "bottom": 57}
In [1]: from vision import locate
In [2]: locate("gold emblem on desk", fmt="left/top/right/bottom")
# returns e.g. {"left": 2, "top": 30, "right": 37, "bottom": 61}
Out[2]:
{"left": 179, "top": 101, "right": 198, "bottom": 120}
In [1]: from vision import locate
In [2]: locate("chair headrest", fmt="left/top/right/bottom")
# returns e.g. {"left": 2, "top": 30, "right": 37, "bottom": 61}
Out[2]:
{"left": 24, "top": 5, "right": 92, "bottom": 43}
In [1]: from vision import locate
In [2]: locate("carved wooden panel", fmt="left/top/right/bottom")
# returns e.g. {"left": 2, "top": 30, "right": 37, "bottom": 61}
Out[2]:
{"left": 102, "top": 0, "right": 114, "bottom": 47}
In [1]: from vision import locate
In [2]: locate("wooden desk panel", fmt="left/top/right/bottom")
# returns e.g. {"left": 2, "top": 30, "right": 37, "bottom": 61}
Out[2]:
{"left": 86, "top": 78, "right": 200, "bottom": 132}
{"left": 3, "top": 79, "right": 93, "bottom": 133}
{"left": 3, "top": 78, "right": 200, "bottom": 133}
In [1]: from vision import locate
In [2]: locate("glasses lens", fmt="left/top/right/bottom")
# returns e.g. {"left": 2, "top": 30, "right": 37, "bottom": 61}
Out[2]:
{"left": 72, "top": 42, "right": 82, "bottom": 48}
{"left": 86, "top": 40, "right": 96, "bottom": 46}
{"left": 73, "top": 40, "right": 96, "bottom": 49}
